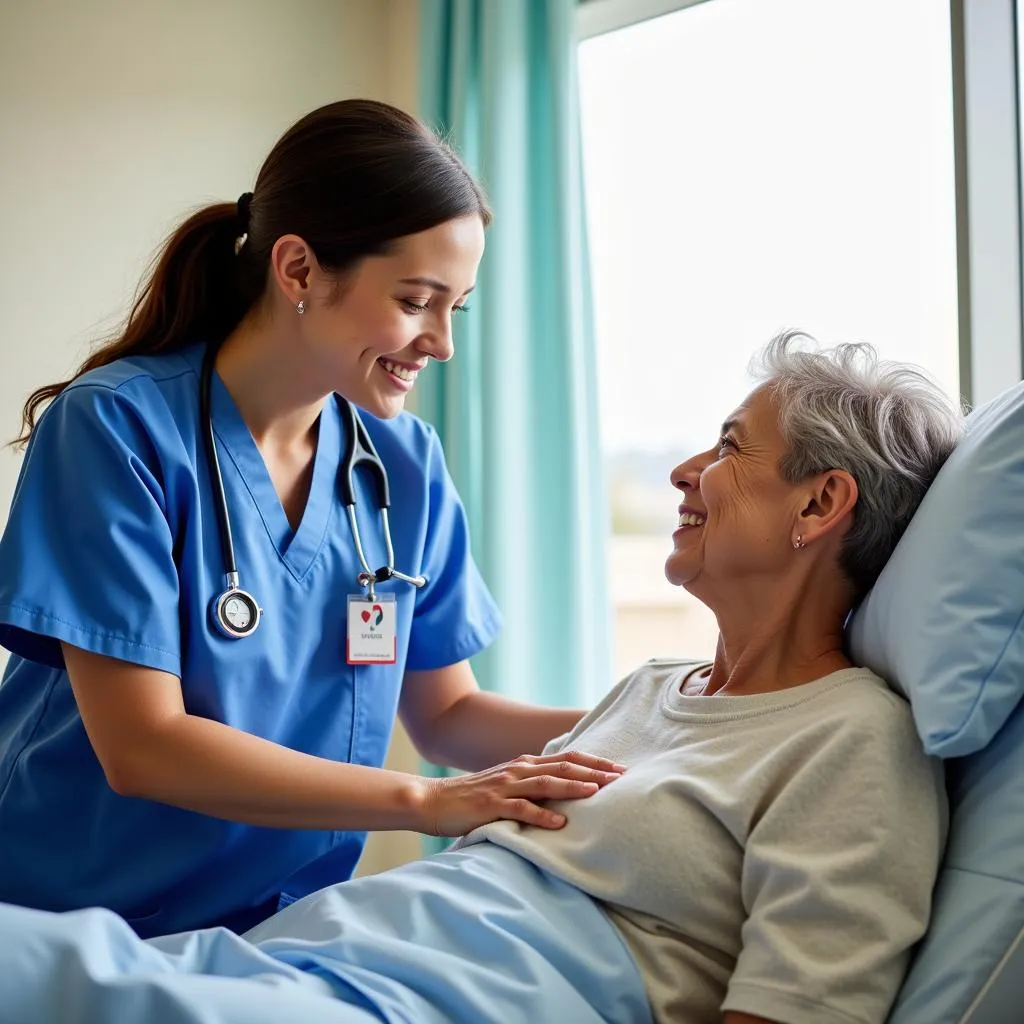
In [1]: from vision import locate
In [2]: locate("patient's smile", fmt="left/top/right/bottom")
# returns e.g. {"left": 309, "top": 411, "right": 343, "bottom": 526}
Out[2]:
{"left": 676, "top": 504, "right": 706, "bottom": 530}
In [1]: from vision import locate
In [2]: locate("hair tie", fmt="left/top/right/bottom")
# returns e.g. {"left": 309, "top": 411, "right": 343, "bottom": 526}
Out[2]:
{"left": 234, "top": 192, "right": 254, "bottom": 255}
{"left": 236, "top": 192, "right": 254, "bottom": 229}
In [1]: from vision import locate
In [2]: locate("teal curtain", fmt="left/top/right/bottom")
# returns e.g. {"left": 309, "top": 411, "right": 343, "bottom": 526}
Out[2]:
{"left": 416, "top": 0, "right": 611, "bottom": 722}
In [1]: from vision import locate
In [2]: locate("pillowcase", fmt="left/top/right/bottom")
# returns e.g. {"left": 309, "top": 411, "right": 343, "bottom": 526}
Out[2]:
{"left": 847, "top": 379, "right": 1024, "bottom": 757}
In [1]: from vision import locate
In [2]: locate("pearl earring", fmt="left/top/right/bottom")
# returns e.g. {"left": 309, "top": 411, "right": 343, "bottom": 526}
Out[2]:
{"left": 296, "top": 300, "right": 305, "bottom": 316}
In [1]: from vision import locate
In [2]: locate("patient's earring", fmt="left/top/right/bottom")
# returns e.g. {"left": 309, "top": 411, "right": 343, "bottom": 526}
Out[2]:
{"left": 793, "top": 535, "right": 805, "bottom": 550}
{"left": 296, "top": 300, "right": 305, "bottom": 316}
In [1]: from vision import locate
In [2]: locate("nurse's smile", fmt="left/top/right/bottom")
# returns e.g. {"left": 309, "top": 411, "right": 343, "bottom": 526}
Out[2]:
{"left": 377, "top": 357, "right": 423, "bottom": 391}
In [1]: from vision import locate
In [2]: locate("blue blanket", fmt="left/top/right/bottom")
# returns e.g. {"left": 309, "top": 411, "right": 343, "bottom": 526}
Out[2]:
{"left": 0, "top": 844, "right": 652, "bottom": 1023}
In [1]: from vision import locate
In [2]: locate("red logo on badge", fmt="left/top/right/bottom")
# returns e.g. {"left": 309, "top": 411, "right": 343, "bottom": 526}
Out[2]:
{"left": 359, "top": 605, "right": 384, "bottom": 628}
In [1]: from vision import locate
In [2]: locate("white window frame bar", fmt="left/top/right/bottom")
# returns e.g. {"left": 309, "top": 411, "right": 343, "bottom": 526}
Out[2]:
{"left": 576, "top": 0, "right": 707, "bottom": 41}
{"left": 953, "top": 0, "right": 1024, "bottom": 405}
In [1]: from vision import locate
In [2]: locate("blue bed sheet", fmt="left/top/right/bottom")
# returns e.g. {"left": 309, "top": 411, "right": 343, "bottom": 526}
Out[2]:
{"left": 0, "top": 843, "right": 652, "bottom": 1024}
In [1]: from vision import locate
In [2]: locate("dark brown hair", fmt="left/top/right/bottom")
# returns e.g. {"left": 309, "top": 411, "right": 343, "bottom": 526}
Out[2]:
{"left": 15, "top": 98, "right": 490, "bottom": 445}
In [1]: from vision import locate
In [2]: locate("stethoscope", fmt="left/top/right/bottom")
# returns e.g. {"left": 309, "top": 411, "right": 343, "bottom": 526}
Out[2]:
{"left": 200, "top": 345, "right": 427, "bottom": 640}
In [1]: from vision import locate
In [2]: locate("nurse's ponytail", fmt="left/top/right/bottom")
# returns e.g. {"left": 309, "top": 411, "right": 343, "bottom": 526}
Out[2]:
{"left": 15, "top": 99, "right": 490, "bottom": 446}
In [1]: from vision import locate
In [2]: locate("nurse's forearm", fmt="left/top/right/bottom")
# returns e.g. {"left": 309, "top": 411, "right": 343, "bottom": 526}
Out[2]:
{"left": 63, "top": 645, "right": 618, "bottom": 837}
{"left": 62, "top": 643, "right": 430, "bottom": 831}
{"left": 115, "top": 714, "right": 431, "bottom": 831}
{"left": 429, "top": 692, "right": 586, "bottom": 772}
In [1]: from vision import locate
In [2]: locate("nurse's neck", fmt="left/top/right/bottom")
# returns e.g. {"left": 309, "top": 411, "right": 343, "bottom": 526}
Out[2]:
{"left": 214, "top": 318, "right": 326, "bottom": 452}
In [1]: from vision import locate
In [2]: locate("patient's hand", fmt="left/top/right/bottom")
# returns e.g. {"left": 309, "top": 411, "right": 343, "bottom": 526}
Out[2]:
{"left": 417, "top": 751, "right": 625, "bottom": 837}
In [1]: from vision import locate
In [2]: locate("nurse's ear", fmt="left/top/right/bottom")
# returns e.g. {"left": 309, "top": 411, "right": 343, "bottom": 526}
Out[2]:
{"left": 269, "top": 234, "right": 316, "bottom": 311}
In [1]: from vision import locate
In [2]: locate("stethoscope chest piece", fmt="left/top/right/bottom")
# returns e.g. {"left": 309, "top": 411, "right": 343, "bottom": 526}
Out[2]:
{"left": 211, "top": 576, "right": 262, "bottom": 639}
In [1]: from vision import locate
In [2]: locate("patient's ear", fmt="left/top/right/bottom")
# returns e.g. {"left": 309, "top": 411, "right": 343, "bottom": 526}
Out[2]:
{"left": 797, "top": 470, "right": 858, "bottom": 544}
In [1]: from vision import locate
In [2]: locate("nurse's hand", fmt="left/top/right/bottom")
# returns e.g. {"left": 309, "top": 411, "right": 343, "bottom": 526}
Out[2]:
{"left": 418, "top": 751, "right": 626, "bottom": 837}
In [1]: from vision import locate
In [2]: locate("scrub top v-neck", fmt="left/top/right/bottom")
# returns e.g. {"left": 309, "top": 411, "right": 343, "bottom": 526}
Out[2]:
{"left": 205, "top": 359, "right": 339, "bottom": 578}
{"left": 0, "top": 342, "right": 501, "bottom": 937}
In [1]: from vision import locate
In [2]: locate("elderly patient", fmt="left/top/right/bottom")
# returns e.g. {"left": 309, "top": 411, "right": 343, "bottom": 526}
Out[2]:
{"left": 0, "top": 333, "right": 963, "bottom": 1024}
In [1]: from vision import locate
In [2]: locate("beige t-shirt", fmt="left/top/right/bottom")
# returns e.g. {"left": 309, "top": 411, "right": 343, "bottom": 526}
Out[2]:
{"left": 458, "top": 660, "right": 946, "bottom": 1024}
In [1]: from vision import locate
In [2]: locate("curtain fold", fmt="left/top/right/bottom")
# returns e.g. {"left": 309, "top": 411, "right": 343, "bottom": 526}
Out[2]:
{"left": 416, "top": 0, "right": 611, "bottom": 720}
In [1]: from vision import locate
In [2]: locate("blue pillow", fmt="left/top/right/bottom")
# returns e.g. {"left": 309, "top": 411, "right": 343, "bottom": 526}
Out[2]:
{"left": 847, "top": 379, "right": 1024, "bottom": 758}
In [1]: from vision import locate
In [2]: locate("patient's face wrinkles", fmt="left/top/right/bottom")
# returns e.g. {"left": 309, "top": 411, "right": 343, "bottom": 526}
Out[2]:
{"left": 666, "top": 386, "right": 803, "bottom": 600}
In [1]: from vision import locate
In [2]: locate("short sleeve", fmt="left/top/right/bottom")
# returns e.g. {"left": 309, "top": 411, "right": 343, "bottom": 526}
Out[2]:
{"left": 724, "top": 700, "right": 947, "bottom": 1024}
{"left": 404, "top": 427, "right": 501, "bottom": 671}
{"left": 0, "top": 384, "right": 181, "bottom": 675}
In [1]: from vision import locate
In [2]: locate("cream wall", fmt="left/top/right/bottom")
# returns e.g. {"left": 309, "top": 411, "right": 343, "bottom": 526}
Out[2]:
{"left": 0, "top": 0, "right": 423, "bottom": 873}
{"left": 0, "top": 0, "right": 418, "bottom": 513}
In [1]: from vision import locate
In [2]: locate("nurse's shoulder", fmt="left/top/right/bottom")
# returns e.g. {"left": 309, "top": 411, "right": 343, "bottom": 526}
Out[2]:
{"left": 21, "top": 346, "right": 204, "bottom": 525}
{"left": 62, "top": 346, "right": 199, "bottom": 407}
{"left": 36, "top": 346, "right": 202, "bottom": 458}
{"left": 73, "top": 344, "right": 193, "bottom": 385}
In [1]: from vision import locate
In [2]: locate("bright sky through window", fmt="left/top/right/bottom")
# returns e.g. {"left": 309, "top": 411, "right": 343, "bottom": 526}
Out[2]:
{"left": 580, "top": 0, "right": 958, "bottom": 472}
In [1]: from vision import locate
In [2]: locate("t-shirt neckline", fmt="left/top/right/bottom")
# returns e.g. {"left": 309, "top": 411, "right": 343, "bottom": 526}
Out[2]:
{"left": 660, "top": 661, "right": 876, "bottom": 723}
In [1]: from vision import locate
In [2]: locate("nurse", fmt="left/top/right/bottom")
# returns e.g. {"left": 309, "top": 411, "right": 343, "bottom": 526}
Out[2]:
{"left": 0, "top": 99, "right": 622, "bottom": 938}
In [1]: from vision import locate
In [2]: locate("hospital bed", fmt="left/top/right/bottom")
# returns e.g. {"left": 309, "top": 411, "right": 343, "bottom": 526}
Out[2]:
{"left": 0, "top": 378, "right": 1022, "bottom": 1024}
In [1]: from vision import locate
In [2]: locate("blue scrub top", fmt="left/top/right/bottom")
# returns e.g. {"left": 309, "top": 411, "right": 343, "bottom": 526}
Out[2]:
{"left": 0, "top": 343, "right": 501, "bottom": 936}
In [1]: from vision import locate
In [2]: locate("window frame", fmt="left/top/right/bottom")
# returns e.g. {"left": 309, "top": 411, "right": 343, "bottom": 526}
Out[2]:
{"left": 953, "top": 0, "right": 1024, "bottom": 404}
{"left": 576, "top": 0, "right": 707, "bottom": 41}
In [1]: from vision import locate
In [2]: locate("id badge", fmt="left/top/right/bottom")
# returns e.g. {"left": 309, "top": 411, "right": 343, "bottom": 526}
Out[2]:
{"left": 346, "top": 593, "right": 397, "bottom": 665}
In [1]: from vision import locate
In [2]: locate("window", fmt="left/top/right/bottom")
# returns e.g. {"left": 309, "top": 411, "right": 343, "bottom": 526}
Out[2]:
{"left": 579, "top": 0, "right": 959, "bottom": 679}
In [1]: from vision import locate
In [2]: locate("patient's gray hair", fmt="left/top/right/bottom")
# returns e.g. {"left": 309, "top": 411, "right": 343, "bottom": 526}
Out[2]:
{"left": 751, "top": 330, "right": 964, "bottom": 599}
